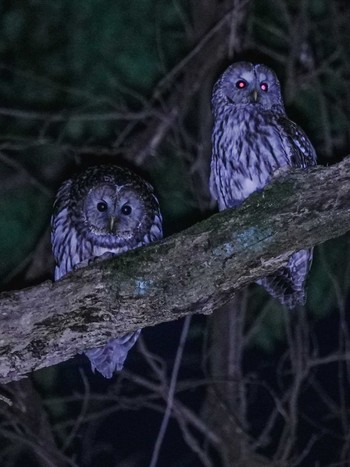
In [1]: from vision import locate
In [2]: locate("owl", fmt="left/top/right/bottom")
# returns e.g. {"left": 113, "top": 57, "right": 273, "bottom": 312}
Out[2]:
{"left": 210, "top": 62, "right": 317, "bottom": 308}
{"left": 51, "top": 165, "right": 163, "bottom": 378}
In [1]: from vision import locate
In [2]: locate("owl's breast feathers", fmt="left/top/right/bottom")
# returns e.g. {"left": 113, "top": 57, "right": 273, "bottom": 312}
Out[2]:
{"left": 210, "top": 105, "right": 315, "bottom": 208}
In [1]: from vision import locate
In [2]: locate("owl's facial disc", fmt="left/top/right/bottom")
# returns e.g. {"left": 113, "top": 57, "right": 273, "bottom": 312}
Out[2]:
{"left": 219, "top": 62, "right": 283, "bottom": 110}
{"left": 84, "top": 183, "right": 148, "bottom": 241}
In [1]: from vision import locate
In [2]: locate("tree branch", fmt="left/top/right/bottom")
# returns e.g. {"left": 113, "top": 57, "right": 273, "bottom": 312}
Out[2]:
{"left": 1, "top": 157, "right": 350, "bottom": 383}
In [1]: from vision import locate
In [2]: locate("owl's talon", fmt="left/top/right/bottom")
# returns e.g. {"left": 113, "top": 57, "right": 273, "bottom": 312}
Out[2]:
{"left": 73, "top": 259, "right": 89, "bottom": 271}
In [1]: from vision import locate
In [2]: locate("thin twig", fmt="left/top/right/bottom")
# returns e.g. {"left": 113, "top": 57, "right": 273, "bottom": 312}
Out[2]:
{"left": 149, "top": 315, "right": 191, "bottom": 467}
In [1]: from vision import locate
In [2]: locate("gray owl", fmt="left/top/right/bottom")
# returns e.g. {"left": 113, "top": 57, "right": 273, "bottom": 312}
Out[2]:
{"left": 210, "top": 62, "right": 317, "bottom": 308}
{"left": 51, "top": 165, "right": 163, "bottom": 378}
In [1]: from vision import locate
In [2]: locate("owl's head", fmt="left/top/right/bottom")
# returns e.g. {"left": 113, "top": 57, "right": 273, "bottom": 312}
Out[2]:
{"left": 212, "top": 61, "right": 285, "bottom": 114}
{"left": 71, "top": 165, "right": 161, "bottom": 248}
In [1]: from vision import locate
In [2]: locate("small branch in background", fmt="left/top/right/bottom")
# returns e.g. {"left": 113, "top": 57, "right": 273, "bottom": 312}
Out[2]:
{"left": 124, "top": 1, "right": 252, "bottom": 165}
{"left": 149, "top": 315, "right": 191, "bottom": 467}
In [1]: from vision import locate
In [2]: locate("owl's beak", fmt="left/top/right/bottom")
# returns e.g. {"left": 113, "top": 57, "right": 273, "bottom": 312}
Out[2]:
{"left": 109, "top": 216, "right": 117, "bottom": 233}
{"left": 251, "top": 89, "right": 258, "bottom": 103}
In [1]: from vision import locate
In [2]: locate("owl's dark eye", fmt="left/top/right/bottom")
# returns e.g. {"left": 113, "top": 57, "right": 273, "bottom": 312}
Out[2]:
{"left": 121, "top": 204, "right": 132, "bottom": 215}
{"left": 236, "top": 79, "right": 247, "bottom": 89}
{"left": 260, "top": 82, "right": 268, "bottom": 92}
{"left": 97, "top": 201, "right": 108, "bottom": 212}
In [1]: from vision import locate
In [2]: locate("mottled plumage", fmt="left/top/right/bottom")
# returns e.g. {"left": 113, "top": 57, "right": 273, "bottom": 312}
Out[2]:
{"left": 210, "top": 62, "right": 316, "bottom": 308}
{"left": 51, "top": 165, "right": 163, "bottom": 377}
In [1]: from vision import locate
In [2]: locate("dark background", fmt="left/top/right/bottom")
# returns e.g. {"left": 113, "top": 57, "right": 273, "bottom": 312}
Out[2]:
{"left": 0, "top": 1, "right": 350, "bottom": 466}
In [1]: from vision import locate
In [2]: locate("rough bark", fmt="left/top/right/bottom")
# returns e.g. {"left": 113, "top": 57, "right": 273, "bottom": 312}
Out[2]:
{"left": 1, "top": 158, "right": 350, "bottom": 383}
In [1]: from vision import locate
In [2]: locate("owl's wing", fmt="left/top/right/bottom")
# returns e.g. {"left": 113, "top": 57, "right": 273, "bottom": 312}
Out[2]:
{"left": 209, "top": 166, "right": 219, "bottom": 202}
{"left": 276, "top": 114, "right": 317, "bottom": 168}
{"left": 147, "top": 209, "right": 163, "bottom": 243}
{"left": 51, "top": 178, "right": 82, "bottom": 280}
{"left": 258, "top": 115, "right": 316, "bottom": 307}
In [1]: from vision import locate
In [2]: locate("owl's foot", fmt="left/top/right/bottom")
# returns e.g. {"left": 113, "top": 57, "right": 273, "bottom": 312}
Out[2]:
{"left": 272, "top": 166, "right": 291, "bottom": 179}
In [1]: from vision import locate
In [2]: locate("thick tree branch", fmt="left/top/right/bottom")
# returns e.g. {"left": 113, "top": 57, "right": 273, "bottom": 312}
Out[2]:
{"left": 1, "top": 158, "right": 350, "bottom": 383}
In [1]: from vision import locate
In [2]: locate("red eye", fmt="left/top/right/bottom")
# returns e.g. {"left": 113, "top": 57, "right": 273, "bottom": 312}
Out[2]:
{"left": 260, "top": 82, "right": 268, "bottom": 92}
{"left": 236, "top": 79, "right": 247, "bottom": 89}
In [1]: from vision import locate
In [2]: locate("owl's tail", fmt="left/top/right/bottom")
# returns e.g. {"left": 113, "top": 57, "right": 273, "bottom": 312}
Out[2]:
{"left": 84, "top": 330, "right": 141, "bottom": 378}
{"left": 256, "top": 248, "right": 313, "bottom": 309}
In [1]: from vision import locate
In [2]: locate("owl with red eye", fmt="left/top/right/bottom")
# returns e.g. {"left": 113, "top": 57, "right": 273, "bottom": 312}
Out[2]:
{"left": 210, "top": 61, "right": 317, "bottom": 309}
